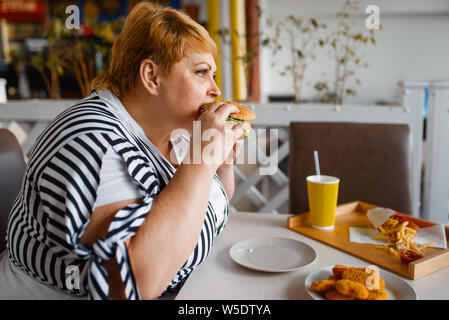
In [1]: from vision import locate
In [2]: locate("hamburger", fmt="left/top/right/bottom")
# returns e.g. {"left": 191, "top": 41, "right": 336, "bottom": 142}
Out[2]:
{"left": 199, "top": 100, "right": 256, "bottom": 139}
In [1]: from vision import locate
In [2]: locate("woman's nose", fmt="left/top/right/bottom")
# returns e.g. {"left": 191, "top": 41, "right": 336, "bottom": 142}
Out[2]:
{"left": 208, "top": 77, "right": 221, "bottom": 98}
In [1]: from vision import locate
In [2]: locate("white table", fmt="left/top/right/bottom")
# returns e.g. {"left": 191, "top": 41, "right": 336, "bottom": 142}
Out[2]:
{"left": 176, "top": 212, "right": 449, "bottom": 300}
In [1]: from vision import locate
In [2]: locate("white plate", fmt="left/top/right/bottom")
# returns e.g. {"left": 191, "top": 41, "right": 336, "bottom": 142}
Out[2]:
{"left": 305, "top": 265, "right": 418, "bottom": 300}
{"left": 229, "top": 237, "right": 317, "bottom": 272}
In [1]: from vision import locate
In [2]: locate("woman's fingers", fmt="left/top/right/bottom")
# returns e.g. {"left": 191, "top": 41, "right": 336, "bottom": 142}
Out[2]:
{"left": 199, "top": 102, "right": 240, "bottom": 132}
{"left": 203, "top": 101, "right": 224, "bottom": 113}
{"left": 225, "top": 121, "right": 244, "bottom": 140}
{"left": 194, "top": 102, "right": 244, "bottom": 168}
{"left": 215, "top": 102, "right": 240, "bottom": 120}
{"left": 199, "top": 101, "right": 238, "bottom": 125}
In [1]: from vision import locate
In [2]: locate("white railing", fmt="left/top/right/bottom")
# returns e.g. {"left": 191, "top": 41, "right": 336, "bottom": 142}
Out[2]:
{"left": 0, "top": 99, "right": 77, "bottom": 158}
{"left": 0, "top": 83, "right": 447, "bottom": 223}
{"left": 234, "top": 84, "right": 424, "bottom": 218}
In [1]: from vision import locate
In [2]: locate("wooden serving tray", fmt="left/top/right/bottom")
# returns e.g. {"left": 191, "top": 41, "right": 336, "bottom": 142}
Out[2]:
{"left": 286, "top": 201, "right": 449, "bottom": 280}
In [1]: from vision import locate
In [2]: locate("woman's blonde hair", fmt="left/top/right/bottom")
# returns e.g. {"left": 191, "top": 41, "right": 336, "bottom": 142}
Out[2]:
{"left": 91, "top": 1, "right": 217, "bottom": 97}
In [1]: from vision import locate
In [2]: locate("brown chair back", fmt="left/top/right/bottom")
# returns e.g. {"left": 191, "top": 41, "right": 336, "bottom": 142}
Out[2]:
{"left": 0, "top": 129, "right": 25, "bottom": 252}
{"left": 289, "top": 122, "right": 412, "bottom": 215}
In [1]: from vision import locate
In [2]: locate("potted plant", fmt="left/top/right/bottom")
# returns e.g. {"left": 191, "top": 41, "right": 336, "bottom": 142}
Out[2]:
{"left": 261, "top": 0, "right": 378, "bottom": 105}
{"left": 262, "top": 15, "right": 326, "bottom": 104}
{"left": 315, "top": 0, "right": 377, "bottom": 104}
{"left": 29, "top": 16, "right": 124, "bottom": 99}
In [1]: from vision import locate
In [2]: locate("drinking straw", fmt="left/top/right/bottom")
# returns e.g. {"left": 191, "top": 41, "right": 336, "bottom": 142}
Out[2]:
{"left": 313, "top": 150, "right": 321, "bottom": 176}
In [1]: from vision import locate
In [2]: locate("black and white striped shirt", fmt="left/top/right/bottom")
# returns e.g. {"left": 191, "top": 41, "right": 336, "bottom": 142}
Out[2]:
{"left": 6, "top": 91, "right": 230, "bottom": 299}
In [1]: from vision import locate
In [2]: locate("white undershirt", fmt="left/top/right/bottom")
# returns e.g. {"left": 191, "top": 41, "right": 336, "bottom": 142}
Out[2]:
{"left": 93, "top": 147, "right": 144, "bottom": 207}
{"left": 93, "top": 90, "right": 227, "bottom": 226}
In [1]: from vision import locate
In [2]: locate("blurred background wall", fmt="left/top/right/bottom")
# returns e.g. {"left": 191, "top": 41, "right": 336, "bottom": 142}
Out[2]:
{"left": 260, "top": 0, "right": 449, "bottom": 104}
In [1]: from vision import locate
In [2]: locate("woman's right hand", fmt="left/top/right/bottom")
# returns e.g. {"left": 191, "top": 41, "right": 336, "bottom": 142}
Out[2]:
{"left": 186, "top": 101, "right": 244, "bottom": 171}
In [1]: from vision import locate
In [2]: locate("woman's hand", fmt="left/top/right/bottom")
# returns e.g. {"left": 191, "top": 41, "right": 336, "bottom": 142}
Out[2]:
{"left": 188, "top": 101, "right": 244, "bottom": 171}
{"left": 128, "top": 102, "right": 244, "bottom": 299}
{"left": 224, "top": 138, "right": 244, "bottom": 164}
{"left": 216, "top": 138, "right": 244, "bottom": 199}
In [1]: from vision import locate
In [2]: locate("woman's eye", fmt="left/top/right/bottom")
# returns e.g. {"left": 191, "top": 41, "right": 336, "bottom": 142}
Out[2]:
{"left": 196, "top": 69, "right": 208, "bottom": 76}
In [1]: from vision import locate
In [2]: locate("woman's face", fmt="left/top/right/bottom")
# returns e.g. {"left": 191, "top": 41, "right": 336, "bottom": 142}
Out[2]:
{"left": 157, "top": 52, "right": 221, "bottom": 130}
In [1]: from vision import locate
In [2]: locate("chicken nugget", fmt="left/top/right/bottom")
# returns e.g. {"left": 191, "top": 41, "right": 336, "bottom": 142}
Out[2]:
{"left": 366, "top": 289, "right": 388, "bottom": 300}
{"left": 342, "top": 267, "right": 384, "bottom": 290}
{"left": 328, "top": 275, "right": 338, "bottom": 280}
{"left": 336, "top": 279, "right": 369, "bottom": 300}
{"left": 378, "top": 277, "right": 385, "bottom": 290}
{"left": 310, "top": 280, "right": 337, "bottom": 293}
{"left": 341, "top": 268, "right": 372, "bottom": 284}
{"left": 324, "top": 289, "right": 354, "bottom": 300}
{"left": 332, "top": 265, "right": 351, "bottom": 278}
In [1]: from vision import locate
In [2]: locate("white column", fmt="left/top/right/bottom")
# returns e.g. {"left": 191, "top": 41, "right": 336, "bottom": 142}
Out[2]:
{"left": 422, "top": 82, "right": 449, "bottom": 223}
{"left": 402, "top": 82, "right": 427, "bottom": 218}
{"left": 219, "top": 0, "right": 232, "bottom": 100}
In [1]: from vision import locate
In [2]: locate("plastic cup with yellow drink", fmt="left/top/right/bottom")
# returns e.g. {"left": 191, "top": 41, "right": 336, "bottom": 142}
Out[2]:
{"left": 306, "top": 175, "right": 340, "bottom": 229}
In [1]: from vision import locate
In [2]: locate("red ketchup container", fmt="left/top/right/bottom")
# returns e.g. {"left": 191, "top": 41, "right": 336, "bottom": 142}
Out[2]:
{"left": 399, "top": 248, "right": 423, "bottom": 264}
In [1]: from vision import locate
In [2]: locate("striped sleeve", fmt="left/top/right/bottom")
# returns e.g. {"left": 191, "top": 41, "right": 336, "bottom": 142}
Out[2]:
{"left": 38, "top": 131, "right": 161, "bottom": 299}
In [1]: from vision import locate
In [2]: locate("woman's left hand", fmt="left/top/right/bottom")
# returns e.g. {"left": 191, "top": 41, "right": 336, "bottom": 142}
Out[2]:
{"left": 217, "top": 138, "right": 244, "bottom": 199}
{"left": 224, "top": 138, "right": 244, "bottom": 165}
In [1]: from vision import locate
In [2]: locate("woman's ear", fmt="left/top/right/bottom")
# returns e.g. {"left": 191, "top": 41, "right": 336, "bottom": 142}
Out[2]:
{"left": 139, "top": 59, "right": 160, "bottom": 96}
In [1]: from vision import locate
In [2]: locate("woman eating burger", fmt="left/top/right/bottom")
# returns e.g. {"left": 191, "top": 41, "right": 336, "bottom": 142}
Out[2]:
{"left": 0, "top": 2, "right": 250, "bottom": 300}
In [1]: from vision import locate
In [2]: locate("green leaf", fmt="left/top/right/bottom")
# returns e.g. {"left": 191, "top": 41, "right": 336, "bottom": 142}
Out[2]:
{"left": 370, "top": 37, "right": 376, "bottom": 44}
{"left": 314, "top": 81, "right": 329, "bottom": 91}
{"left": 311, "top": 18, "right": 318, "bottom": 28}
{"left": 288, "top": 16, "right": 302, "bottom": 27}
{"left": 227, "top": 116, "right": 243, "bottom": 123}
{"left": 321, "top": 96, "right": 330, "bottom": 103}
{"left": 297, "top": 50, "right": 304, "bottom": 58}
{"left": 346, "top": 88, "right": 356, "bottom": 96}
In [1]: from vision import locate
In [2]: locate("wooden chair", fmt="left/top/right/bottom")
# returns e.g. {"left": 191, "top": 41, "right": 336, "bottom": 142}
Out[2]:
{"left": 0, "top": 129, "right": 25, "bottom": 252}
{"left": 288, "top": 122, "right": 413, "bottom": 215}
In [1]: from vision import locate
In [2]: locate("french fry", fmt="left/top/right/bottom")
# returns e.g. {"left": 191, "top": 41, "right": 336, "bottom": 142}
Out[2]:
{"left": 422, "top": 242, "right": 435, "bottom": 247}
{"left": 373, "top": 214, "right": 437, "bottom": 262}
{"left": 410, "top": 243, "right": 422, "bottom": 254}
{"left": 388, "top": 247, "right": 399, "bottom": 256}
{"left": 400, "top": 221, "right": 408, "bottom": 234}
{"left": 374, "top": 236, "right": 393, "bottom": 243}
{"left": 383, "top": 227, "right": 401, "bottom": 235}
{"left": 405, "top": 227, "right": 417, "bottom": 234}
